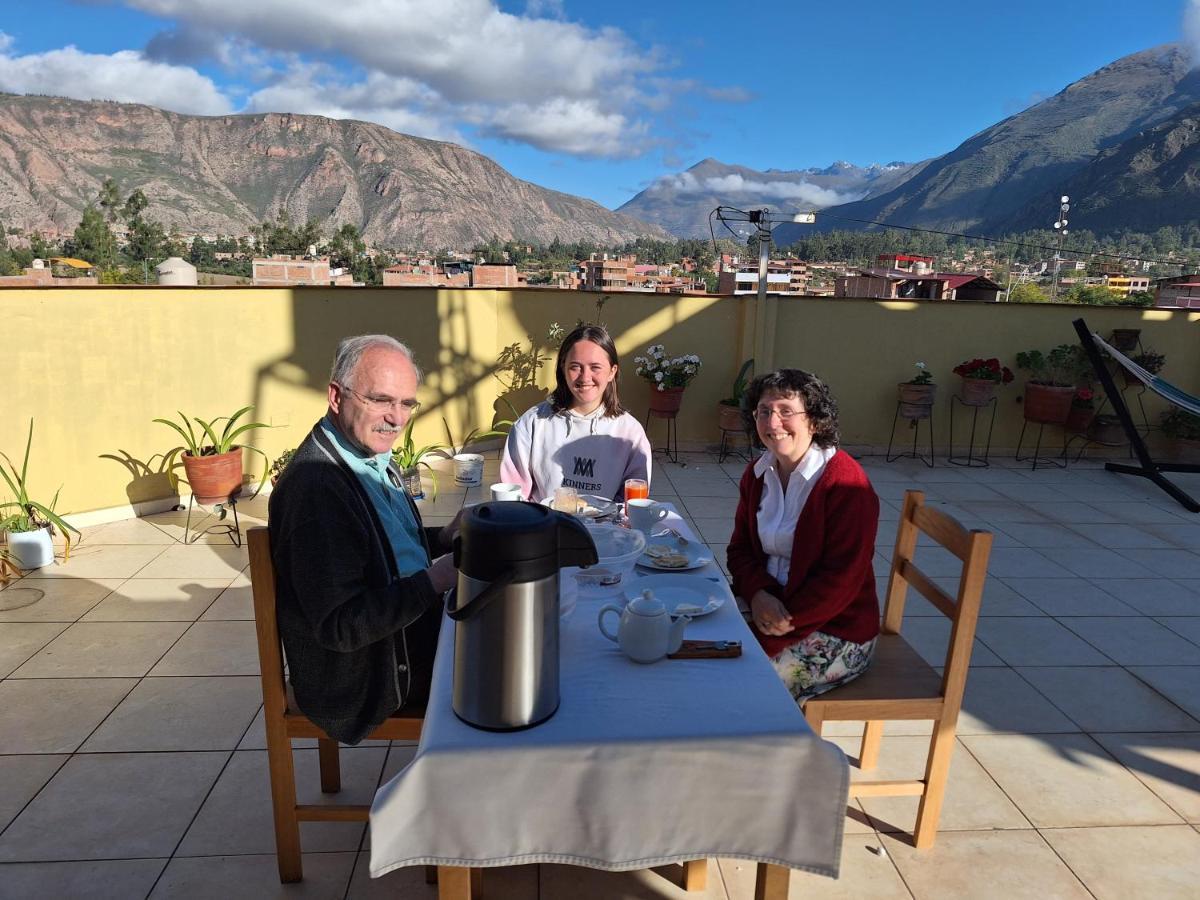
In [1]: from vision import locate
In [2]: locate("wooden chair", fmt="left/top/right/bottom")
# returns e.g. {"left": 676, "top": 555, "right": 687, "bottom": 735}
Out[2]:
{"left": 247, "top": 526, "right": 426, "bottom": 883}
{"left": 802, "top": 490, "right": 993, "bottom": 849}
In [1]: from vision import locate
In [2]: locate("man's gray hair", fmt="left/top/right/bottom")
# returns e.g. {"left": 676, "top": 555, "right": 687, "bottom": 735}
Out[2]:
{"left": 330, "top": 335, "right": 420, "bottom": 388}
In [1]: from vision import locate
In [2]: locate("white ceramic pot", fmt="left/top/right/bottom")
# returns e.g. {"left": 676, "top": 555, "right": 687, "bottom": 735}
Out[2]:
{"left": 7, "top": 527, "right": 54, "bottom": 570}
{"left": 453, "top": 453, "right": 484, "bottom": 486}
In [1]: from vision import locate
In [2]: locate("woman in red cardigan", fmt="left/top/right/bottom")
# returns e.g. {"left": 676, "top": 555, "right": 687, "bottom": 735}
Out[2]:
{"left": 727, "top": 369, "right": 880, "bottom": 703}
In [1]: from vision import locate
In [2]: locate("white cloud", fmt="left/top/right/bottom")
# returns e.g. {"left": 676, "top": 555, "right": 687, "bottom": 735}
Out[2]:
{"left": 478, "top": 98, "right": 649, "bottom": 158}
{"left": 648, "top": 171, "right": 862, "bottom": 207}
{"left": 0, "top": 38, "right": 230, "bottom": 115}
{"left": 1186, "top": 1, "right": 1200, "bottom": 64}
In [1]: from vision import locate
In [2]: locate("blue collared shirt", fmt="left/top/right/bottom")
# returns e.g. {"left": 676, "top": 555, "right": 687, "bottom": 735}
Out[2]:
{"left": 319, "top": 415, "right": 430, "bottom": 576}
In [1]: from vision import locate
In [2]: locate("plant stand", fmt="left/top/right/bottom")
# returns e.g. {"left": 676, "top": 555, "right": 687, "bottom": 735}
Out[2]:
{"left": 1015, "top": 420, "right": 1068, "bottom": 470}
{"left": 184, "top": 494, "right": 243, "bottom": 547}
{"left": 886, "top": 402, "right": 935, "bottom": 467}
{"left": 717, "top": 426, "right": 751, "bottom": 464}
{"left": 947, "top": 393, "right": 997, "bottom": 468}
{"left": 643, "top": 408, "right": 680, "bottom": 464}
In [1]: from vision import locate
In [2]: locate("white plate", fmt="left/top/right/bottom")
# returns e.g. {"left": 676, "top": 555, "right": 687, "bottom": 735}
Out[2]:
{"left": 540, "top": 494, "right": 619, "bottom": 519}
{"left": 636, "top": 535, "right": 712, "bottom": 572}
{"left": 629, "top": 573, "right": 725, "bottom": 618}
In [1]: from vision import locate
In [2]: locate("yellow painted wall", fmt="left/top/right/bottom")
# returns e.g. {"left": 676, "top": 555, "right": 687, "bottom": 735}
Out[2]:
{"left": 2, "top": 286, "right": 1196, "bottom": 516}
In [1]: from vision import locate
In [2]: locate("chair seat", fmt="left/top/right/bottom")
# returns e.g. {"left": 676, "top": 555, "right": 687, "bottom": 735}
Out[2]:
{"left": 809, "top": 634, "right": 943, "bottom": 705}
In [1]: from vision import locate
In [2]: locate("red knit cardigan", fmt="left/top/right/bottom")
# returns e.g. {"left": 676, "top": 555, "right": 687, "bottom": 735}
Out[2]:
{"left": 727, "top": 449, "right": 881, "bottom": 658}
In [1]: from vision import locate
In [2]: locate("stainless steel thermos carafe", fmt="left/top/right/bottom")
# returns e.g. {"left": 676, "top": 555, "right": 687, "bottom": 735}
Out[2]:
{"left": 447, "top": 501, "right": 598, "bottom": 730}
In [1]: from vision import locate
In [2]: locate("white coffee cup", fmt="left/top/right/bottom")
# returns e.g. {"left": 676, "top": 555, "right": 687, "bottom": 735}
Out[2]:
{"left": 626, "top": 498, "right": 668, "bottom": 533}
{"left": 490, "top": 482, "right": 523, "bottom": 501}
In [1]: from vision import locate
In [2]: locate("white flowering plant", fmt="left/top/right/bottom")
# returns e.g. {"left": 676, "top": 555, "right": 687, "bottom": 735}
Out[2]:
{"left": 633, "top": 345, "right": 703, "bottom": 392}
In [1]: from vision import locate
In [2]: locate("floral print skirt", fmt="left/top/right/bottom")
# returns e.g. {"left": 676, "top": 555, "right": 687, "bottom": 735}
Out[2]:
{"left": 768, "top": 631, "right": 877, "bottom": 704}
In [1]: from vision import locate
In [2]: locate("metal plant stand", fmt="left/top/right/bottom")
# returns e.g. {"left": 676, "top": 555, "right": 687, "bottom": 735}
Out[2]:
{"left": 947, "top": 394, "right": 997, "bottom": 468}
{"left": 886, "top": 403, "right": 935, "bottom": 467}
{"left": 717, "top": 426, "right": 751, "bottom": 464}
{"left": 644, "top": 408, "right": 680, "bottom": 464}
{"left": 183, "top": 495, "right": 243, "bottom": 547}
{"left": 1014, "top": 419, "right": 1068, "bottom": 470}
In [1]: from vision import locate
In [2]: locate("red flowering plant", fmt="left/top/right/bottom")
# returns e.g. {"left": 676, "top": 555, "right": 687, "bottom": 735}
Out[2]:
{"left": 1072, "top": 388, "right": 1096, "bottom": 409}
{"left": 953, "top": 357, "right": 1014, "bottom": 384}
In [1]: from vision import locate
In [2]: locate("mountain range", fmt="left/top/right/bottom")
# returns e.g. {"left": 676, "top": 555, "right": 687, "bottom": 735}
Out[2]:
{"left": 0, "top": 93, "right": 667, "bottom": 249}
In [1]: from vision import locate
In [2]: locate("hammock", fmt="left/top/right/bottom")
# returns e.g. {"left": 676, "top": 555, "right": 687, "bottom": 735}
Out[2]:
{"left": 1089, "top": 332, "right": 1200, "bottom": 418}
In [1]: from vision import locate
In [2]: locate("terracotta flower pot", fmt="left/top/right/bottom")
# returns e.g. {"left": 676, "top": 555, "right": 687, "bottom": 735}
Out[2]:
{"left": 649, "top": 386, "right": 685, "bottom": 415}
{"left": 1166, "top": 437, "right": 1200, "bottom": 463}
{"left": 1089, "top": 415, "right": 1125, "bottom": 446}
{"left": 1064, "top": 406, "right": 1096, "bottom": 433}
{"left": 897, "top": 382, "right": 936, "bottom": 420}
{"left": 1022, "top": 383, "right": 1074, "bottom": 425}
{"left": 181, "top": 447, "right": 244, "bottom": 505}
{"left": 959, "top": 377, "right": 998, "bottom": 407}
{"left": 717, "top": 403, "right": 743, "bottom": 432}
{"left": 1110, "top": 329, "right": 1141, "bottom": 352}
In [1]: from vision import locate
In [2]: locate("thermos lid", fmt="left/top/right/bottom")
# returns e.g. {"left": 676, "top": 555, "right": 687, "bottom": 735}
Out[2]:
{"left": 454, "top": 501, "right": 598, "bottom": 582}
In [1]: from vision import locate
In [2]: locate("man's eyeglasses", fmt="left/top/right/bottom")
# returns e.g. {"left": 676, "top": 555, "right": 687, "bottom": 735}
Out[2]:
{"left": 339, "top": 385, "right": 421, "bottom": 414}
{"left": 754, "top": 407, "right": 808, "bottom": 422}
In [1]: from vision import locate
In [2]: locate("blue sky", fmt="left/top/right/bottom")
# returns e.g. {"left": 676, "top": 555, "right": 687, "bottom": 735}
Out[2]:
{"left": 0, "top": 1, "right": 1193, "bottom": 209}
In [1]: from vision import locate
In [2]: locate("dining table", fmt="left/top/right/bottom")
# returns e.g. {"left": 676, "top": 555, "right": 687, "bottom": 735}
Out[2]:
{"left": 369, "top": 505, "right": 850, "bottom": 899}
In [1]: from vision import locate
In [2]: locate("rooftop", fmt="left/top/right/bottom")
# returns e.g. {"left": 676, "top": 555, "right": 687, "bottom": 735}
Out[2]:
{"left": 2, "top": 451, "right": 1199, "bottom": 898}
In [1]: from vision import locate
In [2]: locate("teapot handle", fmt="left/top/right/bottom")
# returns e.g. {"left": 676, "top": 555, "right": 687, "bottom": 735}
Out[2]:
{"left": 597, "top": 604, "right": 622, "bottom": 642}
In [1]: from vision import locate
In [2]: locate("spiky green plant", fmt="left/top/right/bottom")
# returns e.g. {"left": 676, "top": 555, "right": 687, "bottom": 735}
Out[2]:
{"left": 391, "top": 416, "right": 448, "bottom": 500}
{"left": 153, "top": 406, "right": 272, "bottom": 496}
{"left": 1, "top": 419, "right": 81, "bottom": 559}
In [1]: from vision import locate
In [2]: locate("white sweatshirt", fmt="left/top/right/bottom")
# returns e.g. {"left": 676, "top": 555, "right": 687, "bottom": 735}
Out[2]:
{"left": 500, "top": 401, "right": 652, "bottom": 502}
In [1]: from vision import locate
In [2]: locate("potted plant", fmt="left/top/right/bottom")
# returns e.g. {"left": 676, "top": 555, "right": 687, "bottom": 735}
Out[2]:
{"left": 442, "top": 417, "right": 513, "bottom": 487}
{"left": 634, "top": 345, "right": 703, "bottom": 415}
{"left": 897, "top": 362, "right": 936, "bottom": 419}
{"left": 154, "top": 406, "right": 272, "bottom": 506}
{"left": 718, "top": 359, "right": 754, "bottom": 432}
{"left": 1110, "top": 328, "right": 1141, "bottom": 352}
{"left": 1125, "top": 348, "right": 1165, "bottom": 387}
{"left": 1015, "top": 345, "right": 1087, "bottom": 424}
{"left": 391, "top": 418, "right": 449, "bottom": 499}
{"left": 952, "top": 357, "right": 1014, "bottom": 406}
{"left": 1065, "top": 388, "right": 1097, "bottom": 433}
{"left": 269, "top": 448, "right": 295, "bottom": 487}
{"left": 1, "top": 420, "right": 81, "bottom": 569}
{"left": 1161, "top": 408, "right": 1200, "bottom": 462}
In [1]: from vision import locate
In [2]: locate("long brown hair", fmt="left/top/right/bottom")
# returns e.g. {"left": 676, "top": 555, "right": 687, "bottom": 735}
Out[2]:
{"left": 550, "top": 323, "right": 625, "bottom": 417}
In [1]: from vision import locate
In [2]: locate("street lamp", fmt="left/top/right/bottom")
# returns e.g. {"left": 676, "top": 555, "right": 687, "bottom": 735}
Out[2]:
{"left": 1051, "top": 195, "right": 1069, "bottom": 300}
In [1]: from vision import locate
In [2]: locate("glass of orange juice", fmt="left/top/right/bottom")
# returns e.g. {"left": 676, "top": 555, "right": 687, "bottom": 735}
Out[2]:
{"left": 624, "top": 478, "right": 649, "bottom": 501}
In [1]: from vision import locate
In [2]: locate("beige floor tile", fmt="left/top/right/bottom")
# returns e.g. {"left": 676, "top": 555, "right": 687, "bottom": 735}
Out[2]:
{"left": 0, "top": 751, "right": 227, "bottom": 861}
{"left": 1050, "top": 547, "right": 1159, "bottom": 579}
{"left": 898, "top": 617, "right": 1003, "bottom": 667}
{"left": 961, "top": 733, "right": 1183, "bottom": 827}
{"left": 931, "top": 576, "right": 1043, "bottom": 616}
{"left": 151, "top": 852, "right": 356, "bottom": 899}
{"left": 24, "top": 544, "right": 165, "bottom": 580}
{"left": 1016, "top": 666, "right": 1200, "bottom": 732}
{"left": 974, "top": 618, "right": 1110, "bottom": 666}
{"left": 0, "top": 579, "right": 122, "bottom": 623}
{"left": 717, "top": 845, "right": 911, "bottom": 900}
{"left": 80, "top": 517, "right": 180, "bottom": 545}
{"left": 984, "top": 547, "right": 1077, "bottom": 578}
{"left": 1041, "top": 824, "right": 1200, "bottom": 900}
{"left": 347, "top": 857, "right": 537, "bottom": 899}
{"left": 81, "top": 675, "right": 263, "bottom": 752}
{"left": 691, "top": 518, "right": 734, "bottom": 545}
{"left": 679, "top": 495, "right": 739, "bottom": 519}
{"left": 1006, "top": 522, "right": 1098, "bottom": 549}
{"left": 10, "top": 621, "right": 189, "bottom": 678}
{"left": 0, "top": 755, "right": 68, "bottom": 830}
{"left": 1131, "top": 667, "right": 1200, "bottom": 719}
{"left": 135, "top": 544, "right": 249, "bottom": 579}
{"left": 1091, "top": 733, "right": 1200, "bottom": 822}
{"left": 199, "top": 574, "right": 254, "bottom": 620}
{"left": 1092, "top": 579, "right": 1200, "bottom": 616}
{"left": 0, "top": 678, "right": 137, "bottom": 753}
{"left": 149, "top": 620, "right": 260, "bottom": 676}
{"left": 829, "top": 735, "right": 1029, "bottom": 834}
{"left": 1061, "top": 616, "right": 1199, "bottom": 665}
{"left": 1117, "top": 548, "right": 1200, "bottom": 579}
{"left": 145, "top": 513, "right": 215, "bottom": 543}
{"left": 1156, "top": 616, "right": 1200, "bottom": 646}
{"left": 886, "top": 829, "right": 1090, "bottom": 900}
{"left": 659, "top": 478, "right": 739, "bottom": 500}
{"left": 237, "top": 705, "right": 316, "bottom": 750}
{"left": 0, "top": 859, "right": 167, "bottom": 900}
{"left": 954, "top": 667, "right": 1079, "bottom": 735}
{"left": 1068, "top": 523, "right": 1175, "bottom": 548}
{"left": 0, "top": 622, "right": 69, "bottom": 677}
{"left": 537, "top": 861, "right": 725, "bottom": 899}
{"left": 80, "top": 577, "right": 231, "bottom": 621}
{"left": 1004, "top": 578, "right": 1136, "bottom": 616}
{"left": 177, "top": 747, "right": 386, "bottom": 856}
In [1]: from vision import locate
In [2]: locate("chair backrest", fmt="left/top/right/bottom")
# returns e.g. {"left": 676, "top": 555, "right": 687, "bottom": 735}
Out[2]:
{"left": 248, "top": 526, "right": 289, "bottom": 720}
{"left": 884, "top": 491, "right": 993, "bottom": 706}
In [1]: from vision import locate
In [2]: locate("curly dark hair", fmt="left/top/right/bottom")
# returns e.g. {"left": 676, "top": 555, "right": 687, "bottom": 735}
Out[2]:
{"left": 742, "top": 369, "right": 840, "bottom": 449}
{"left": 549, "top": 323, "right": 625, "bottom": 417}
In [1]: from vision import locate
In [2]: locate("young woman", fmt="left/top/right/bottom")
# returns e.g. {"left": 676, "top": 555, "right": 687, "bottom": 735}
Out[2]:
{"left": 501, "top": 323, "right": 651, "bottom": 502}
{"left": 727, "top": 369, "right": 880, "bottom": 704}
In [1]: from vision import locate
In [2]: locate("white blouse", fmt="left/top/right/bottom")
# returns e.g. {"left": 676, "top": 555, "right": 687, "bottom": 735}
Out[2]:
{"left": 754, "top": 445, "right": 837, "bottom": 585}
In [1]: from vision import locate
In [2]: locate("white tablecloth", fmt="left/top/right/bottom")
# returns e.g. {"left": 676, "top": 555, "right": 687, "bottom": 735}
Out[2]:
{"left": 369, "top": 509, "right": 849, "bottom": 879}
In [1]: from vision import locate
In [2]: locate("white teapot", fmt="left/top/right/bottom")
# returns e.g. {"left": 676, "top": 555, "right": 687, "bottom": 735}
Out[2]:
{"left": 598, "top": 589, "right": 690, "bottom": 664}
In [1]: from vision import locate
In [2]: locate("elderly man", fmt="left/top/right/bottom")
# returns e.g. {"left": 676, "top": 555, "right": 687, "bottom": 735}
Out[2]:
{"left": 269, "top": 334, "right": 458, "bottom": 745}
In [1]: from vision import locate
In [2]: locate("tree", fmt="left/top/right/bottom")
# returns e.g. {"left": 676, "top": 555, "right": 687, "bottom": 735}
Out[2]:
{"left": 1008, "top": 282, "right": 1049, "bottom": 304}
{"left": 66, "top": 205, "right": 116, "bottom": 268}
{"left": 97, "top": 177, "right": 122, "bottom": 223}
{"left": 121, "top": 189, "right": 148, "bottom": 225}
